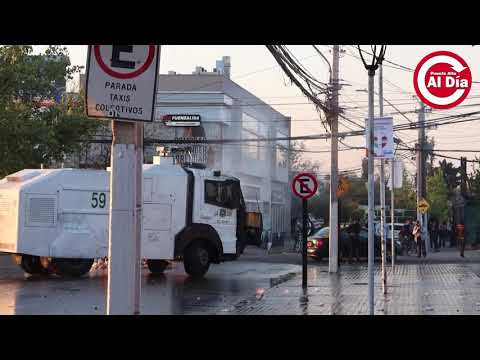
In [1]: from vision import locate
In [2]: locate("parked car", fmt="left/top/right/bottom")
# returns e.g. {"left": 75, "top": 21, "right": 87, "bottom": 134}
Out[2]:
{"left": 375, "top": 222, "right": 404, "bottom": 241}
{"left": 306, "top": 226, "right": 401, "bottom": 262}
{"left": 292, "top": 214, "right": 324, "bottom": 238}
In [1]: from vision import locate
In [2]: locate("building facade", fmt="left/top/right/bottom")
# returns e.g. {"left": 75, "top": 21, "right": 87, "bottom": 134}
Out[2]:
{"left": 70, "top": 57, "right": 292, "bottom": 245}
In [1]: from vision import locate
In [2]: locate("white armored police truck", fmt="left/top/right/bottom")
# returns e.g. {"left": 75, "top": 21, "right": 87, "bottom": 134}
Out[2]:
{"left": 0, "top": 159, "right": 262, "bottom": 278}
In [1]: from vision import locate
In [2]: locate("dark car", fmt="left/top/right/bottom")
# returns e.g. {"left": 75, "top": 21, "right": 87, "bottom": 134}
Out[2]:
{"left": 306, "top": 226, "right": 401, "bottom": 262}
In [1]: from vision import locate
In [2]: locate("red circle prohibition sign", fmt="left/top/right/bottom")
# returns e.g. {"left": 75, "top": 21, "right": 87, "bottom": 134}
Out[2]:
{"left": 94, "top": 45, "right": 155, "bottom": 79}
{"left": 292, "top": 173, "right": 318, "bottom": 200}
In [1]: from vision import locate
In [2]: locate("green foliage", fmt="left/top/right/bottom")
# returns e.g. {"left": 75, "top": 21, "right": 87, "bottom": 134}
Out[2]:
{"left": 0, "top": 45, "right": 99, "bottom": 178}
{"left": 439, "top": 159, "right": 460, "bottom": 193}
{"left": 468, "top": 158, "right": 480, "bottom": 198}
{"left": 426, "top": 168, "right": 449, "bottom": 222}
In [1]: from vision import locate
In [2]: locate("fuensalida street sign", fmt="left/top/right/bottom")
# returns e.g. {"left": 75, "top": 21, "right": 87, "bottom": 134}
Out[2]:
{"left": 86, "top": 45, "right": 160, "bottom": 122}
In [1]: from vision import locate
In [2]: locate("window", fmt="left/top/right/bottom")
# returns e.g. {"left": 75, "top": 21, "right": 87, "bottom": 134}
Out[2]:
{"left": 205, "top": 180, "right": 238, "bottom": 209}
{"left": 242, "top": 130, "right": 259, "bottom": 160}
{"left": 242, "top": 113, "right": 258, "bottom": 133}
{"left": 242, "top": 185, "right": 261, "bottom": 202}
{"left": 276, "top": 135, "right": 288, "bottom": 168}
{"left": 242, "top": 113, "right": 266, "bottom": 161}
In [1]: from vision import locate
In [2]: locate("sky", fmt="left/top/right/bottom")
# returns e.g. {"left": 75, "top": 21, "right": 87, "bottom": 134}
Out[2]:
{"left": 33, "top": 45, "right": 480, "bottom": 177}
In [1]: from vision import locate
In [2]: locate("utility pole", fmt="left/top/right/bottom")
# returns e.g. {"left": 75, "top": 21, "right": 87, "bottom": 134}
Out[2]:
{"left": 329, "top": 45, "right": 340, "bottom": 273}
{"left": 107, "top": 121, "right": 143, "bottom": 315}
{"left": 390, "top": 156, "right": 395, "bottom": 270}
{"left": 367, "top": 67, "right": 375, "bottom": 315}
{"left": 378, "top": 63, "right": 387, "bottom": 294}
{"left": 358, "top": 45, "right": 385, "bottom": 315}
{"left": 416, "top": 100, "right": 429, "bottom": 253}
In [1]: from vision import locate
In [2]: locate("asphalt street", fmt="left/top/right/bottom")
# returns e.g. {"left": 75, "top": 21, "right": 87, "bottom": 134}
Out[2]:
{"left": 1, "top": 246, "right": 479, "bottom": 315}
{"left": 0, "top": 248, "right": 300, "bottom": 315}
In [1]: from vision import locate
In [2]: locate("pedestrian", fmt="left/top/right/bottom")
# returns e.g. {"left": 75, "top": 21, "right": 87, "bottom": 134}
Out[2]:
{"left": 413, "top": 220, "right": 426, "bottom": 258}
{"left": 439, "top": 221, "right": 447, "bottom": 248}
{"left": 348, "top": 219, "right": 361, "bottom": 262}
{"left": 456, "top": 223, "right": 466, "bottom": 258}
{"left": 404, "top": 217, "right": 412, "bottom": 237}
{"left": 429, "top": 218, "right": 439, "bottom": 251}
{"left": 450, "top": 220, "right": 457, "bottom": 248}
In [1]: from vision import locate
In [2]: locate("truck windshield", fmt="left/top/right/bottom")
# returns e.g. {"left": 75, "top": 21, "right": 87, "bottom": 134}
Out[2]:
{"left": 205, "top": 180, "right": 238, "bottom": 209}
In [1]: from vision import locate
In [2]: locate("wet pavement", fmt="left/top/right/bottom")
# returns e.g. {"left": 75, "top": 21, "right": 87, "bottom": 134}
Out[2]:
{"left": 227, "top": 249, "right": 480, "bottom": 315}
{"left": 0, "top": 252, "right": 300, "bottom": 315}
{"left": 1, "top": 247, "right": 479, "bottom": 315}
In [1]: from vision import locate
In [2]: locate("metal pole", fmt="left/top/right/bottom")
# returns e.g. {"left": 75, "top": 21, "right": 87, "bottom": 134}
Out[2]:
{"left": 302, "top": 199, "right": 308, "bottom": 289}
{"left": 107, "top": 120, "right": 142, "bottom": 315}
{"left": 329, "top": 45, "right": 340, "bottom": 273}
{"left": 391, "top": 158, "right": 395, "bottom": 269}
{"left": 133, "top": 122, "right": 143, "bottom": 314}
{"left": 379, "top": 64, "right": 387, "bottom": 294}
{"left": 367, "top": 69, "right": 375, "bottom": 315}
{"left": 416, "top": 100, "right": 428, "bottom": 254}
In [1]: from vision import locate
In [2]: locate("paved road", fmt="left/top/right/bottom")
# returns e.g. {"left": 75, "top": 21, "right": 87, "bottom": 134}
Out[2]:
{"left": 2, "top": 247, "right": 479, "bottom": 315}
{"left": 227, "top": 249, "right": 480, "bottom": 315}
{"left": 0, "top": 251, "right": 300, "bottom": 315}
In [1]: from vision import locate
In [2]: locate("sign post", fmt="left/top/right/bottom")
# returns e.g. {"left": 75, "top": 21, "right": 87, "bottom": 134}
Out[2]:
{"left": 292, "top": 173, "right": 319, "bottom": 293}
{"left": 86, "top": 45, "right": 160, "bottom": 315}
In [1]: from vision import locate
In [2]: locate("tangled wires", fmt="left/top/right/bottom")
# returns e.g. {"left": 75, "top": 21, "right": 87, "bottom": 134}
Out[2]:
{"left": 357, "top": 45, "right": 387, "bottom": 75}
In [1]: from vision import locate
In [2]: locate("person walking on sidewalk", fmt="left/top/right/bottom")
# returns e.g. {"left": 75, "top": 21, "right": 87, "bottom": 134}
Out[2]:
{"left": 413, "top": 220, "right": 426, "bottom": 258}
{"left": 439, "top": 221, "right": 447, "bottom": 248}
{"left": 450, "top": 220, "right": 457, "bottom": 248}
{"left": 348, "top": 219, "right": 361, "bottom": 263}
{"left": 456, "top": 223, "right": 466, "bottom": 257}
{"left": 429, "top": 218, "right": 440, "bottom": 251}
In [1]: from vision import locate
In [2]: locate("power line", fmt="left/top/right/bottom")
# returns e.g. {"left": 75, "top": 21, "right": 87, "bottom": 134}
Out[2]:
{"left": 348, "top": 45, "right": 414, "bottom": 72}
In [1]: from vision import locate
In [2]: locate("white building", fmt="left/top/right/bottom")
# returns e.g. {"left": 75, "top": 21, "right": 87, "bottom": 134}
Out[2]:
{"left": 145, "top": 57, "right": 292, "bottom": 243}
{"left": 69, "top": 57, "right": 292, "bottom": 246}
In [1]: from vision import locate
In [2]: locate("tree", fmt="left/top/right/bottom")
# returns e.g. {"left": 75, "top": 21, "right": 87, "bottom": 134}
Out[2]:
{"left": 439, "top": 159, "right": 460, "bottom": 194}
{"left": 468, "top": 157, "right": 480, "bottom": 198}
{"left": 0, "top": 45, "right": 99, "bottom": 178}
{"left": 426, "top": 168, "right": 449, "bottom": 222}
{"left": 289, "top": 140, "right": 321, "bottom": 173}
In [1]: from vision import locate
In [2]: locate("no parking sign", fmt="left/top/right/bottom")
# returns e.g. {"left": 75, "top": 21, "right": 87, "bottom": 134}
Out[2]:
{"left": 292, "top": 173, "right": 318, "bottom": 200}
{"left": 86, "top": 45, "right": 160, "bottom": 122}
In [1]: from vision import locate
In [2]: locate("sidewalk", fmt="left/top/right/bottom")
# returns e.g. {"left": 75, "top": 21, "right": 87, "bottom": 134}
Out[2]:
{"left": 223, "top": 250, "right": 480, "bottom": 315}
{"left": 398, "top": 247, "right": 480, "bottom": 264}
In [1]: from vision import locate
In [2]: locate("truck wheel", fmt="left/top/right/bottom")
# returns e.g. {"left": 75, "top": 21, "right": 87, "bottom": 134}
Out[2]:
{"left": 13, "top": 254, "right": 48, "bottom": 275}
{"left": 147, "top": 260, "right": 169, "bottom": 274}
{"left": 51, "top": 258, "right": 94, "bottom": 277}
{"left": 184, "top": 241, "right": 211, "bottom": 278}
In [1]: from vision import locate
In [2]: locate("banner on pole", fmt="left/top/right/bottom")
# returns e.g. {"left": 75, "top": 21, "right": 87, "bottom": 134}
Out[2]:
{"left": 365, "top": 117, "right": 394, "bottom": 159}
{"left": 388, "top": 158, "right": 404, "bottom": 190}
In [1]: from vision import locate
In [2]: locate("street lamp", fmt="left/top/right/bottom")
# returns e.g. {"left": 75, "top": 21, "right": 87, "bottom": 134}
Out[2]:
{"left": 357, "top": 45, "right": 387, "bottom": 316}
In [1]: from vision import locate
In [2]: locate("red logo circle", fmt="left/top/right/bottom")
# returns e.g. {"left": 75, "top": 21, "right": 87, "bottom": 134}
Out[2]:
{"left": 94, "top": 45, "right": 156, "bottom": 79}
{"left": 292, "top": 173, "right": 318, "bottom": 200}
{"left": 413, "top": 51, "right": 472, "bottom": 109}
